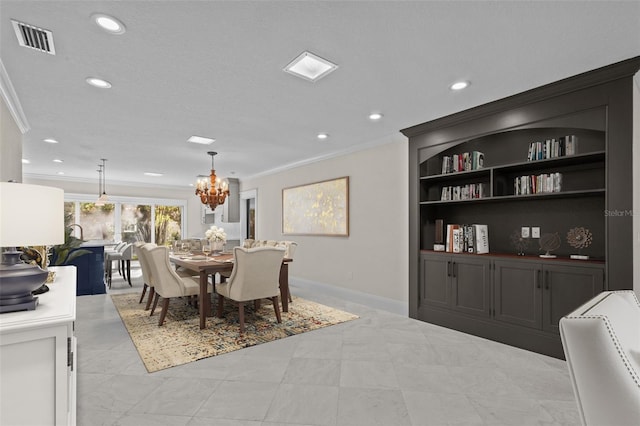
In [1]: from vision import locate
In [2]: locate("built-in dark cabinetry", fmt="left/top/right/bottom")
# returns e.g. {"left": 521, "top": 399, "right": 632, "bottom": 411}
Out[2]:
{"left": 404, "top": 57, "right": 638, "bottom": 358}
{"left": 420, "top": 252, "right": 490, "bottom": 318}
{"left": 493, "top": 259, "right": 604, "bottom": 334}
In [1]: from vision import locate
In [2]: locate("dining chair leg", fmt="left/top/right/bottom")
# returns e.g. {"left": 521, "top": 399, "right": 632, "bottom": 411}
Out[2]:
{"left": 145, "top": 287, "right": 155, "bottom": 310}
{"left": 150, "top": 293, "right": 160, "bottom": 316}
{"left": 158, "top": 298, "right": 170, "bottom": 326}
{"left": 272, "top": 297, "right": 282, "bottom": 323}
{"left": 139, "top": 283, "right": 148, "bottom": 304}
{"left": 126, "top": 260, "right": 132, "bottom": 286}
{"left": 217, "top": 294, "right": 224, "bottom": 318}
{"left": 238, "top": 302, "right": 245, "bottom": 333}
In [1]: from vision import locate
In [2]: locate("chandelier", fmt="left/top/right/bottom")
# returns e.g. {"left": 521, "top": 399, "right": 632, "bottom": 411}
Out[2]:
{"left": 195, "top": 151, "right": 229, "bottom": 210}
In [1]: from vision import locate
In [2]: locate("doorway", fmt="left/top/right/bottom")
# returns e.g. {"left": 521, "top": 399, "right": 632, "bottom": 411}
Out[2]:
{"left": 240, "top": 189, "right": 257, "bottom": 242}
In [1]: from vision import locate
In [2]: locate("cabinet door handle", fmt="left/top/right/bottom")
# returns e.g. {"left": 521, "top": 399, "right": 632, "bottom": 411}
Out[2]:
{"left": 452, "top": 262, "right": 457, "bottom": 278}
{"left": 545, "top": 271, "right": 549, "bottom": 290}
{"left": 536, "top": 270, "right": 541, "bottom": 289}
{"left": 447, "top": 261, "right": 451, "bottom": 277}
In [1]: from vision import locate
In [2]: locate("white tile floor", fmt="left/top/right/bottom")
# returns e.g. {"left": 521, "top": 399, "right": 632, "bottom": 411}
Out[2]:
{"left": 76, "top": 263, "right": 579, "bottom": 425}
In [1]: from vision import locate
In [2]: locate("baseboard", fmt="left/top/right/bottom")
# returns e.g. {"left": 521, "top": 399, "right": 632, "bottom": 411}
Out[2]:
{"left": 290, "top": 277, "right": 409, "bottom": 316}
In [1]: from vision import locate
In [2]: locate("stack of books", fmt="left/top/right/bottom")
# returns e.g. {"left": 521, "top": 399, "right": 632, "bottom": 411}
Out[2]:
{"left": 441, "top": 183, "right": 487, "bottom": 201}
{"left": 441, "top": 151, "right": 484, "bottom": 174}
{"left": 514, "top": 173, "right": 562, "bottom": 195}
{"left": 445, "top": 224, "right": 489, "bottom": 254}
{"left": 527, "top": 135, "right": 577, "bottom": 161}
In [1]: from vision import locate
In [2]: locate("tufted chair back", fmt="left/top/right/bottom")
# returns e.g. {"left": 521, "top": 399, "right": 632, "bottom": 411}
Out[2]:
{"left": 559, "top": 290, "right": 640, "bottom": 425}
{"left": 225, "top": 246, "right": 285, "bottom": 301}
{"left": 146, "top": 246, "right": 189, "bottom": 299}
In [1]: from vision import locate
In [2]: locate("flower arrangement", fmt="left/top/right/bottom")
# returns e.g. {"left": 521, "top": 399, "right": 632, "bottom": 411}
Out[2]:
{"left": 205, "top": 225, "right": 227, "bottom": 243}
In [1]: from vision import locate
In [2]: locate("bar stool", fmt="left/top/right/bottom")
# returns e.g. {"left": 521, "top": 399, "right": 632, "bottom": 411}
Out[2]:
{"left": 106, "top": 243, "right": 133, "bottom": 288}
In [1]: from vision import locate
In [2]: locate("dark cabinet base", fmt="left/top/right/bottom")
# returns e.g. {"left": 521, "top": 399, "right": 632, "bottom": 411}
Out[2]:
{"left": 419, "top": 305, "right": 566, "bottom": 359}
{"left": 419, "top": 251, "right": 604, "bottom": 359}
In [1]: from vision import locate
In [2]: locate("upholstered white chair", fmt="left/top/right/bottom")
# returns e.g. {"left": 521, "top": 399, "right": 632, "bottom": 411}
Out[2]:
{"left": 134, "top": 242, "right": 156, "bottom": 307}
{"left": 215, "top": 246, "right": 285, "bottom": 333}
{"left": 240, "top": 239, "right": 297, "bottom": 301}
{"left": 559, "top": 290, "right": 640, "bottom": 426}
{"left": 146, "top": 246, "right": 213, "bottom": 326}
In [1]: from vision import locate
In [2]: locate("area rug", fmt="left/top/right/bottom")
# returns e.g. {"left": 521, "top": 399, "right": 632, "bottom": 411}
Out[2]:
{"left": 111, "top": 293, "right": 358, "bottom": 373}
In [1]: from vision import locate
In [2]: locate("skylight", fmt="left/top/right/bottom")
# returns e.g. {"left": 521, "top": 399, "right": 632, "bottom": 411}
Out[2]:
{"left": 284, "top": 51, "right": 338, "bottom": 82}
{"left": 188, "top": 135, "right": 215, "bottom": 145}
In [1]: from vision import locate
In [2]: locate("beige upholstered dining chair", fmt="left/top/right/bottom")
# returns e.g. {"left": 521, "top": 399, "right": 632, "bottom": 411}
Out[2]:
{"left": 134, "top": 242, "right": 156, "bottom": 308}
{"left": 215, "top": 246, "right": 285, "bottom": 333}
{"left": 146, "top": 246, "right": 213, "bottom": 326}
{"left": 240, "top": 239, "right": 298, "bottom": 302}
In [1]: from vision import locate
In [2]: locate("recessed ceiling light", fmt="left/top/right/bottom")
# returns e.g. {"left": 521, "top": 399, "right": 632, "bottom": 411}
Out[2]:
{"left": 144, "top": 172, "right": 163, "bottom": 177}
{"left": 92, "top": 13, "right": 126, "bottom": 35}
{"left": 284, "top": 51, "right": 338, "bottom": 82}
{"left": 43, "top": 138, "right": 58, "bottom": 144}
{"left": 450, "top": 81, "right": 469, "bottom": 91}
{"left": 53, "top": 159, "right": 63, "bottom": 163}
{"left": 317, "top": 133, "right": 329, "bottom": 140}
{"left": 21, "top": 159, "right": 30, "bottom": 164}
{"left": 187, "top": 135, "right": 215, "bottom": 145}
{"left": 57, "top": 171, "right": 65, "bottom": 175}
{"left": 86, "top": 77, "right": 112, "bottom": 88}
{"left": 369, "top": 112, "right": 383, "bottom": 121}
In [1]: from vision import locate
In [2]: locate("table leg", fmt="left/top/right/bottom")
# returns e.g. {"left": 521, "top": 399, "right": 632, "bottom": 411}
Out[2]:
{"left": 199, "top": 271, "right": 209, "bottom": 329}
{"left": 279, "top": 264, "right": 289, "bottom": 312}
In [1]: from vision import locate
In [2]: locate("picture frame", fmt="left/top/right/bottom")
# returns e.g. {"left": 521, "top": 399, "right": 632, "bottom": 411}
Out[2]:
{"left": 282, "top": 176, "right": 349, "bottom": 236}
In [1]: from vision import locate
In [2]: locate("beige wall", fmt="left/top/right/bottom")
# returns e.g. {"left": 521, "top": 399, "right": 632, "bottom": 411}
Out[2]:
{"left": 241, "top": 135, "right": 409, "bottom": 311}
{"left": 0, "top": 96, "right": 22, "bottom": 182}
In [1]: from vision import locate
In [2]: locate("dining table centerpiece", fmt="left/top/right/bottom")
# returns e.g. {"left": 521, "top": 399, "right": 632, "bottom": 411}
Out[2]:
{"left": 205, "top": 225, "right": 227, "bottom": 253}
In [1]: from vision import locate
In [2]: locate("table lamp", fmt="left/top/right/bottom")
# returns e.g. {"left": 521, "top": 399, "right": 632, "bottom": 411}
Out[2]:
{"left": 0, "top": 182, "right": 64, "bottom": 313}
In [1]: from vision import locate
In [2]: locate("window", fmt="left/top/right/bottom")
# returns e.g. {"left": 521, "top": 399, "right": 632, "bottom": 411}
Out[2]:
{"left": 155, "top": 205, "right": 182, "bottom": 245}
{"left": 79, "top": 202, "right": 115, "bottom": 241}
{"left": 121, "top": 204, "right": 152, "bottom": 243}
{"left": 63, "top": 195, "right": 186, "bottom": 244}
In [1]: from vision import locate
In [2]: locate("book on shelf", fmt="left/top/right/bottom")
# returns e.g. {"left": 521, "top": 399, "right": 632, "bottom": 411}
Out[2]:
{"left": 441, "top": 151, "right": 484, "bottom": 174}
{"left": 513, "top": 173, "right": 562, "bottom": 195}
{"left": 474, "top": 224, "right": 489, "bottom": 254}
{"left": 445, "top": 223, "right": 488, "bottom": 254}
{"left": 527, "top": 135, "right": 578, "bottom": 161}
{"left": 472, "top": 151, "right": 484, "bottom": 170}
{"left": 440, "top": 183, "right": 487, "bottom": 201}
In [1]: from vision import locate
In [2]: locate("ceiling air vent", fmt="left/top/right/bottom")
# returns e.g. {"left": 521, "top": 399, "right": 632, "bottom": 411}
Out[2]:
{"left": 11, "top": 20, "right": 55, "bottom": 55}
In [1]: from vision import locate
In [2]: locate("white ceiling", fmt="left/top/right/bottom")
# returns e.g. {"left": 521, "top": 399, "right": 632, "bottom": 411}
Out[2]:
{"left": 2, "top": 1, "right": 639, "bottom": 189}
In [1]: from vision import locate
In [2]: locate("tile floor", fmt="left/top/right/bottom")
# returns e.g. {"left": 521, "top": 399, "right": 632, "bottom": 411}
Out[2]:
{"left": 76, "top": 263, "right": 579, "bottom": 425}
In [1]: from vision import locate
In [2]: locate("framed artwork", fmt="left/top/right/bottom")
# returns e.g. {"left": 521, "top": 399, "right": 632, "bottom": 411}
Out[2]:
{"left": 282, "top": 176, "right": 349, "bottom": 236}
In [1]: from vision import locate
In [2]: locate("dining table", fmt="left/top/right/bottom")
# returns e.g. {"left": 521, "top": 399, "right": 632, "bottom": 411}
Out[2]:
{"left": 169, "top": 252, "right": 292, "bottom": 329}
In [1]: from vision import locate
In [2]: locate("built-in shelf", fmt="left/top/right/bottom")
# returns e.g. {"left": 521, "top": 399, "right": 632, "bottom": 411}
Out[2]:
{"left": 405, "top": 56, "right": 639, "bottom": 360}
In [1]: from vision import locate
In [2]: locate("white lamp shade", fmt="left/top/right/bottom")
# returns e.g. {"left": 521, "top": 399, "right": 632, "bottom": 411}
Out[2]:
{"left": 0, "top": 182, "right": 64, "bottom": 247}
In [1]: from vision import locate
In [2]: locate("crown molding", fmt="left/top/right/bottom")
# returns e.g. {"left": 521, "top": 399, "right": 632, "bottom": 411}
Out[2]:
{"left": 0, "top": 58, "right": 30, "bottom": 134}
{"left": 244, "top": 132, "right": 406, "bottom": 180}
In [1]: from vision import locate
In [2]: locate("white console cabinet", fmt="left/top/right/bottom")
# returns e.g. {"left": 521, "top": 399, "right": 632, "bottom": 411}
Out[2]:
{"left": 0, "top": 266, "right": 77, "bottom": 426}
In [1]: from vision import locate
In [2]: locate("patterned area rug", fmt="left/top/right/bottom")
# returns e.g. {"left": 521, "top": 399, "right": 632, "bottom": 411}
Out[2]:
{"left": 111, "top": 293, "right": 358, "bottom": 373}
